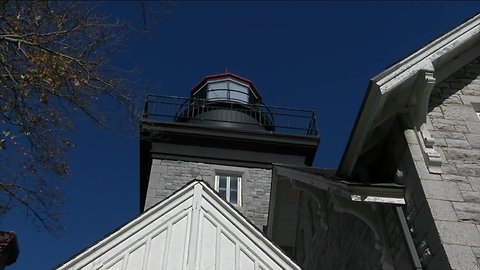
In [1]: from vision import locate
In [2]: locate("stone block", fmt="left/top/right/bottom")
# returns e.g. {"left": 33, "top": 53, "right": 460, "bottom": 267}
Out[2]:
{"left": 443, "top": 244, "right": 479, "bottom": 270}
{"left": 444, "top": 148, "right": 480, "bottom": 162}
{"left": 470, "top": 177, "right": 480, "bottom": 191}
{"left": 451, "top": 132, "right": 467, "bottom": 139}
{"left": 453, "top": 202, "right": 480, "bottom": 224}
{"left": 467, "top": 121, "right": 480, "bottom": 134}
{"left": 432, "top": 118, "right": 461, "bottom": 131}
{"left": 431, "top": 131, "right": 453, "bottom": 139}
{"left": 463, "top": 89, "right": 480, "bottom": 96}
{"left": 150, "top": 163, "right": 167, "bottom": 173}
{"left": 459, "top": 183, "right": 474, "bottom": 191}
{"left": 435, "top": 138, "right": 447, "bottom": 147}
{"left": 468, "top": 134, "right": 480, "bottom": 149}
{"left": 442, "top": 163, "right": 458, "bottom": 175}
{"left": 442, "top": 174, "right": 469, "bottom": 183}
{"left": 436, "top": 221, "right": 480, "bottom": 246}
{"left": 446, "top": 138, "right": 472, "bottom": 149}
{"left": 457, "top": 164, "right": 480, "bottom": 177}
{"left": 461, "top": 94, "right": 480, "bottom": 105}
{"left": 428, "top": 199, "right": 458, "bottom": 221}
{"left": 421, "top": 180, "right": 463, "bottom": 201}
{"left": 462, "top": 191, "right": 480, "bottom": 204}
{"left": 455, "top": 125, "right": 469, "bottom": 133}
{"left": 472, "top": 247, "right": 480, "bottom": 265}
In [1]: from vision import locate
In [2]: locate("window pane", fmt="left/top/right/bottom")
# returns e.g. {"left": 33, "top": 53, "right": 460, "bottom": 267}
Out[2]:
{"left": 207, "top": 82, "right": 228, "bottom": 100}
{"left": 230, "top": 178, "right": 237, "bottom": 191}
{"left": 229, "top": 82, "right": 249, "bottom": 103}
{"left": 219, "top": 189, "right": 227, "bottom": 199}
{"left": 219, "top": 176, "right": 227, "bottom": 189}
{"left": 230, "top": 190, "right": 237, "bottom": 204}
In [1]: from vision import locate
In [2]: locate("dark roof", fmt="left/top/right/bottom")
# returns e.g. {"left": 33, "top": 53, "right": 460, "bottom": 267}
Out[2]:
{"left": 0, "top": 231, "right": 19, "bottom": 266}
{"left": 190, "top": 73, "right": 262, "bottom": 101}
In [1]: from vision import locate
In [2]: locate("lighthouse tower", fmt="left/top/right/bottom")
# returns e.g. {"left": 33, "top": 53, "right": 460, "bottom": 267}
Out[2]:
{"left": 139, "top": 73, "right": 319, "bottom": 229}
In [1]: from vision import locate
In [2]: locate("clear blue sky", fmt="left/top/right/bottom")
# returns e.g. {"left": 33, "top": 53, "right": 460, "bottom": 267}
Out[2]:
{"left": 2, "top": 2, "right": 480, "bottom": 269}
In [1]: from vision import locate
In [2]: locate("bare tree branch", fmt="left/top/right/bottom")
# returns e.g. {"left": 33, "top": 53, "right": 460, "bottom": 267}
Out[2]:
{"left": 0, "top": 0, "right": 143, "bottom": 234}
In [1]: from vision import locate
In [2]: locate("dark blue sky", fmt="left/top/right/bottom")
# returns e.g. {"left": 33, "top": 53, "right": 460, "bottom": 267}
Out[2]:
{"left": 2, "top": 2, "right": 480, "bottom": 269}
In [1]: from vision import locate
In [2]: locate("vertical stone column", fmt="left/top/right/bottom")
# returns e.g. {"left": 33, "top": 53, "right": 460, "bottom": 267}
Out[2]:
{"left": 412, "top": 58, "right": 480, "bottom": 270}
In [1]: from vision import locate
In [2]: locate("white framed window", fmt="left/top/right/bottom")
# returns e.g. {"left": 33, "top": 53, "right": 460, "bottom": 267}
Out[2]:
{"left": 473, "top": 103, "right": 480, "bottom": 120}
{"left": 206, "top": 79, "right": 249, "bottom": 104}
{"left": 215, "top": 173, "right": 242, "bottom": 206}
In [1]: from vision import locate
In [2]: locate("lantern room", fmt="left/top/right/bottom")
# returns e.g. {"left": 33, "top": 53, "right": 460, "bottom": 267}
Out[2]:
{"left": 175, "top": 73, "right": 272, "bottom": 131}
{"left": 190, "top": 73, "right": 262, "bottom": 105}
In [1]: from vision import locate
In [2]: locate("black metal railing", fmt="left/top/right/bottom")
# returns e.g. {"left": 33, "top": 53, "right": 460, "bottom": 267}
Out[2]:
{"left": 142, "top": 95, "right": 318, "bottom": 136}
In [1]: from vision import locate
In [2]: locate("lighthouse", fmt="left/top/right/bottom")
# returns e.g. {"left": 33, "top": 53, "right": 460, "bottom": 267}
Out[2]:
{"left": 139, "top": 73, "right": 320, "bottom": 229}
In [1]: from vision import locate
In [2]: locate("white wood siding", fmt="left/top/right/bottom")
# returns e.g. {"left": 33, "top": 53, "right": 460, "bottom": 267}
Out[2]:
{"left": 57, "top": 181, "right": 300, "bottom": 270}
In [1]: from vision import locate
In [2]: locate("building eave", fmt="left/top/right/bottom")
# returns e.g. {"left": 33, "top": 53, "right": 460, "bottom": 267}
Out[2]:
{"left": 273, "top": 164, "right": 405, "bottom": 205}
{"left": 338, "top": 13, "right": 480, "bottom": 177}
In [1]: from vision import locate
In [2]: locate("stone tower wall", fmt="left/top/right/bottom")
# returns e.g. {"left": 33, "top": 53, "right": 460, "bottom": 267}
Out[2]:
{"left": 392, "top": 129, "right": 448, "bottom": 269}
{"left": 420, "top": 57, "right": 480, "bottom": 270}
{"left": 144, "top": 159, "right": 272, "bottom": 229}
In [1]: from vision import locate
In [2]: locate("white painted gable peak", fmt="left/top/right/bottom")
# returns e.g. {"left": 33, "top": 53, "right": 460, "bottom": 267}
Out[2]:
{"left": 56, "top": 180, "right": 300, "bottom": 270}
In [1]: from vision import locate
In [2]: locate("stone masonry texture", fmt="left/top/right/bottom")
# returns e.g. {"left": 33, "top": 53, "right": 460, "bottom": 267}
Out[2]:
{"left": 294, "top": 192, "right": 384, "bottom": 270}
{"left": 390, "top": 129, "right": 447, "bottom": 269}
{"left": 425, "top": 57, "right": 480, "bottom": 269}
{"left": 144, "top": 159, "right": 272, "bottom": 229}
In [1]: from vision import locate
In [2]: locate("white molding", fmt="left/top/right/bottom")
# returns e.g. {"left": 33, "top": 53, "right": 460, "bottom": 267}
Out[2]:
{"left": 375, "top": 15, "right": 480, "bottom": 93}
{"left": 340, "top": 14, "right": 480, "bottom": 176}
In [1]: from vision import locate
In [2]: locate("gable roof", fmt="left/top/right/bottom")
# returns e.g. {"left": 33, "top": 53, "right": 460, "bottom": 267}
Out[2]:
{"left": 339, "top": 13, "right": 480, "bottom": 176}
{"left": 56, "top": 180, "right": 300, "bottom": 270}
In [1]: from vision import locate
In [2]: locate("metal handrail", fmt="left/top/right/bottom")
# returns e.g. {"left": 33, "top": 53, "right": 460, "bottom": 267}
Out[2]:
{"left": 142, "top": 95, "right": 318, "bottom": 136}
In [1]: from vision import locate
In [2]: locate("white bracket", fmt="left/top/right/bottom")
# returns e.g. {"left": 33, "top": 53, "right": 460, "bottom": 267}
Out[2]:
{"left": 408, "top": 69, "right": 442, "bottom": 174}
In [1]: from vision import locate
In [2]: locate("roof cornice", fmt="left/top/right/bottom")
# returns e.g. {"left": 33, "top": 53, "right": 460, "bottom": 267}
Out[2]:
{"left": 374, "top": 14, "right": 480, "bottom": 94}
{"left": 339, "top": 13, "right": 480, "bottom": 177}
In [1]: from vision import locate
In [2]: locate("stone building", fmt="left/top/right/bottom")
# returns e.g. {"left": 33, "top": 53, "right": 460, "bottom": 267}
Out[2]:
{"left": 57, "top": 14, "right": 480, "bottom": 270}
{"left": 339, "top": 13, "right": 480, "bottom": 270}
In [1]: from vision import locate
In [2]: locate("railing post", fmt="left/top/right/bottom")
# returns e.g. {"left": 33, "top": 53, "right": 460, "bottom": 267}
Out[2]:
{"left": 143, "top": 96, "right": 149, "bottom": 118}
